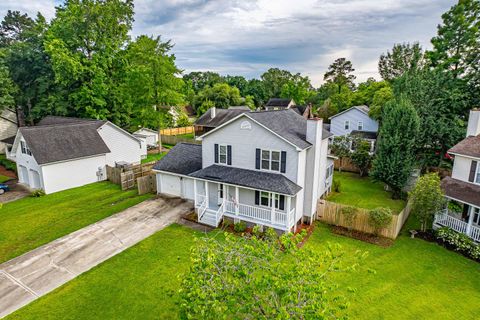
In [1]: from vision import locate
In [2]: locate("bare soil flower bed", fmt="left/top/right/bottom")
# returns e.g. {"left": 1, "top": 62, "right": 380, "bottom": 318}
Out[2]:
{"left": 331, "top": 225, "right": 394, "bottom": 247}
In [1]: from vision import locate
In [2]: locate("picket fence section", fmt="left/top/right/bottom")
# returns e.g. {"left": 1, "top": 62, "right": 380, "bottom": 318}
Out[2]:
{"left": 316, "top": 200, "right": 412, "bottom": 239}
{"left": 159, "top": 126, "right": 194, "bottom": 136}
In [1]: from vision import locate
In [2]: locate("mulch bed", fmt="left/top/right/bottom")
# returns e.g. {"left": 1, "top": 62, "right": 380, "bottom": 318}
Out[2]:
{"left": 183, "top": 211, "right": 198, "bottom": 223}
{"left": 331, "top": 225, "right": 394, "bottom": 247}
{"left": 0, "top": 165, "right": 17, "bottom": 179}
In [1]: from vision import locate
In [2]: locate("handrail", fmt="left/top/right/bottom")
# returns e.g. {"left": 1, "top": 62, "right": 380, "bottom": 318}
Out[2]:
{"left": 198, "top": 199, "right": 208, "bottom": 221}
{"left": 434, "top": 209, "right": 480, "bottom": 242}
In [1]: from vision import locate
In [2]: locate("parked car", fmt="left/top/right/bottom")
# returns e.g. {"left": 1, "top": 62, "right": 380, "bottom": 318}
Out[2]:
{"left": 0, "top": 184, "right": 10, "bottom": 194}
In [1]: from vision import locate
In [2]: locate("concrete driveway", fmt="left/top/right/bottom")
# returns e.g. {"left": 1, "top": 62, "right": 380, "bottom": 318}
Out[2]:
{"left": 0, "top": 196, "right": 193, "bottom": 318}
{"left": 0, "top": 181, "right": 30, "bottom": 204}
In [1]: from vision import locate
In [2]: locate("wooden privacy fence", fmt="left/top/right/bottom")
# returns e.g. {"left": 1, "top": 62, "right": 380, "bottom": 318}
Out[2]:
{"left": 316, "top": 200, "right": 412, "bottom": 239}
{"left": 334, "top": 158, "right": 360, "bottom": 174}
{"left": 160, "top": 126, "right": 194, "bottom": 136}
{"left": 137, "top": 174, "right": 157, "bottom": 195}
{"left": 106, "top": 162, "right": 157, "bottom": 191}
{"left": 161, "top": 135, "right": 200, "bottom": 146}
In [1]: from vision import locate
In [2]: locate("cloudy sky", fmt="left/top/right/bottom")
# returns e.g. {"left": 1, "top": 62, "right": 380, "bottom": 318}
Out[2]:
{"left": 1, "top": 0, "right": 455, "bottom": 86}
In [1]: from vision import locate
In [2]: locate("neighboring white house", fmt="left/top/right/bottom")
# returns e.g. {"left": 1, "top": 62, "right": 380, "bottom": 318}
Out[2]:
{"left": 8, "top": 116, "right": 145, "bottom": 194}
{"left": 133, "top": 127, "right": 159, "bottom": 148}
{"left": 434, "top": 109, "right": 480, "bottom": 242}
{"left": 153, "top": 109, "right": 335, "bottom": 232}
{"left": 328, "top": 105, "right": 379, "bottom": 152}
{"left": 0, "top": 108, "right": 19, "bottom": 153}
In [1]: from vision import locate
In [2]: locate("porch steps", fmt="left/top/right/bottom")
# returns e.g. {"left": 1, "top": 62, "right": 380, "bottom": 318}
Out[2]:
{"left": 199, "top": 210, "right": 220, "bottom": 227}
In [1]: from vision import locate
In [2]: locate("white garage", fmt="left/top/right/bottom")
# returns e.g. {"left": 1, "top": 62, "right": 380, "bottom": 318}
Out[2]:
{"left": 159, "top": 173, "right": 182, "bottom": 196}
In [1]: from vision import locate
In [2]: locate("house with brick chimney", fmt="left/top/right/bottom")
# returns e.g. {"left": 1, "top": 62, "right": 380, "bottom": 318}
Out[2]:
{"left": 153, "top": 109, "right": 334, "bottom": 231}
{"left": 434, "top": 109, "right": 480, "bottom": 242}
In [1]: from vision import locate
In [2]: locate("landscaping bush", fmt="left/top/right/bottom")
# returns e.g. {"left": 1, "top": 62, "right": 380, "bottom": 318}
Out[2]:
{"left": 30, "top": 189, "right": 46, "bottom": 197}
{"left": 340, "top": 206, "right": 358, "bottom": 231}
{"left": 409, "top": 173, "right": 445, "bottom": 231}
{"left": 233, "top": 221, "right": 247, "bottom": 233}
{"left": 435, "top": 227, "right": 480, "bottom": 261}
{"left": 0, "top": 156, "right": 16, "bottom": 172}
{"left": 333, "top": 179, "right": 341, "bottom": 193}
{"left": 368, "top": 207, "right": 393, "bottom": 236}
{"left": 252, "top": 225, "right": 263, "bottom": 237}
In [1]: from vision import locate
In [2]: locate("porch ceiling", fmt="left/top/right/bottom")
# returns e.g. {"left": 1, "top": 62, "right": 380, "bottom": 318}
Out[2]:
{"left": 189, "top": 164, "right": 302, "bottom": 195}
{"left": 441, "top": 176, "right": 480, "bottom": 207}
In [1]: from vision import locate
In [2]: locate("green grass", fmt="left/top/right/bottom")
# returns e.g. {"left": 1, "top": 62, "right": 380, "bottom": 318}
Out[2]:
{"left": 175, "top": 132, "right": 194, "bottom": 139}
{"left": 141, "top": 152, "right": 166, "bottom": 163}
{"left": 7, "top": 220, "right": 480, "bottom": 319}
{"left": 0, "top": 181, "right": 153, "bottom": 263}
{"left": 328, "top": 171, "right": 406, "bottom": 213}
{"left": 0, "top": 174, "right": 11, "bottom": 183}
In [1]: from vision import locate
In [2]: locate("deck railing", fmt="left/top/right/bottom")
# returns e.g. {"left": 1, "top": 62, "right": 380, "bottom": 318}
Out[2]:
{"left": 224, "top": 200, "right": 294, "bottom": 228}
{"left": 434, "top": 210, "right": 480, "bottom": 242}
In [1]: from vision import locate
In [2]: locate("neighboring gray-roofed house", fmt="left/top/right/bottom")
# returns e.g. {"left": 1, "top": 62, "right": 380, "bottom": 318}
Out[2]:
{"left": 328, "top": 105, "right": 378, "bottom": 137}
{"left": 154, "top": 108, "right": 335, "bottom": 231}
{"left": 265, "top": 98, "right": 295, "bottom": 110}
{"left": 10, "top": 116, "right": 145, "bottom": 194}
{"left": 434, "top": 109, "right": 480, "bottom": 243}
{"left": 194, "top": 107, "right": 249, "bottom": 137}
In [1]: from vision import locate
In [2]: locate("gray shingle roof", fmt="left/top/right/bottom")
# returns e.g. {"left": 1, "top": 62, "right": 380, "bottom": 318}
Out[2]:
{"left": 248, "top": 110, "right": 312, "bottom": 149}
{"left": 153, "top": 143, "right": 202, "bottom": 175}
{"left": 195, "top": 108, "right": 248, "bottom": 128}
{"left": 448, "top": 135, "right": 480, "bottom": 158}
{"left": 37, "top": 116, "right": 105, "bottom": 127}
{"left": 441, "top": 176, "right": 480, "bottom": 207}
{"left": 19, "top": 122, "right": 110, "bottom": 165}
{"left": 189, "top": 164, "right": 302, "bottom": 195}
{"left": 265, "top": 98, "right": 293, "bottom": 107}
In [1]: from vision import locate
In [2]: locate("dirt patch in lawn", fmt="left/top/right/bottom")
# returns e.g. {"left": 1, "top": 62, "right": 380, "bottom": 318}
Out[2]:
{"left": 331, "top": 225, "right": 394, "bottom": 247}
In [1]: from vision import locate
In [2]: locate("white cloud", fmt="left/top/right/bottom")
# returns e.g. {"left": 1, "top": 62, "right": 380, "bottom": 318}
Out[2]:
{"left": 0, "top": 0, "right": 56, "bottom": 20}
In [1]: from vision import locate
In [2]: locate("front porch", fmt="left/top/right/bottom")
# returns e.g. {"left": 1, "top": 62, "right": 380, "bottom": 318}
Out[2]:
{"left": 433, "top": 208, "right": 480, "bottom": 243}
{"left": 194, "top": 180, "right": 298, "bottom": 231}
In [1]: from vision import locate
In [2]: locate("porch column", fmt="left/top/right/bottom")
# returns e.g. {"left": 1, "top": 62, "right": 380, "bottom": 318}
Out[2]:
{"left": 466, "top": 205, "right": 474, "bottom": 236}
{"left": 287, "top": 196, "right": 294, "bottom": 232}
{"left": 205, "top": 181, "right": 209, "bottom": 207}
{"left": 271, "top": 192, "right": 275, "bottom": 224}
{"left": 223, "top": 184, "right": 227, "bottom": 213}
{"left": 193, "top": 179, "right": 197, "bottom": 204}
{"left": 235, "top": 186, "right": 239, "bottom": 216}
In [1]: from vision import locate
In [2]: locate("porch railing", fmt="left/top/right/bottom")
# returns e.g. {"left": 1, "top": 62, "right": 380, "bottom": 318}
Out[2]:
{"left": 224, "top": 200, "right": 295, "bottom": 228}
{"left": 434, "top": 210, "right": 480, "bottom": 242}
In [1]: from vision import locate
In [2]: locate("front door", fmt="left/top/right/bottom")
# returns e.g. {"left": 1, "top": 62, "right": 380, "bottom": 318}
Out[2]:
{"left": 472, "top": 207, "right": 480, "bottom": 226}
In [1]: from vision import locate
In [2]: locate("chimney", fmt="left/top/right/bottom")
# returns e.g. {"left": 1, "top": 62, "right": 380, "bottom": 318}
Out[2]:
{"left": 210, "top": 107, "right": 216, "bottom": 119}
{"left": 306, "top": 117, "right": 323, "bottom": 145}
{"left": 466, "top": 109, "right": 480, "bottom": 137}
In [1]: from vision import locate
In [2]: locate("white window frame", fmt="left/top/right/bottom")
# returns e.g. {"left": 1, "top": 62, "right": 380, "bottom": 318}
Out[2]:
{"left": 472, "top": 207, "right": 480, "bottom": 225}
{"left": 357, "top": 121, "right": 363, "bottom": 131}
{"left": 327, "top": 164, "right": 334, "bottom": 178}
{"left": 217, "top": 184, "right": 224, "bottom": 205}
{"left": 259, "top": 192, "right": 284, "bottom": 210}
{"left": 260, "top": 149, "right": 281, "bottom": 172}
{"left": 260, "top": 191, "right": 270, "bottom": 207}
{"left": 475, "top": 162, "right": 480, "bottom": 185}
{"left": 218, "top": 144, "right": 228, "bottom": 165}
{"left": 344, "top": 120, "right": 350, "bottom": 130}
{"left": 20, "top": 141, "right": 32, "bottom": 156}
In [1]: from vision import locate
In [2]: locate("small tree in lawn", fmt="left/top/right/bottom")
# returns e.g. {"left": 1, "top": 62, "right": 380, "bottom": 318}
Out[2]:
{"left": 371, "top": 96, "right": 419, "bottom": 198}
{"left": 368, "top": 207, "right": 393, "bottom": 236}
{"left": 341, "top": 206, "right": 358, "bottom": 232}
{"left": 180, "top": 230, "right": 364, "bottom": 319}
{"left": 409, "top": 173, "right": 446, "bottom": 232}
{"left": 331, "top": 135, "right": 351, "bottom": 171}
{"left": 350, "top": 138, "right": 373, "bottom": 177}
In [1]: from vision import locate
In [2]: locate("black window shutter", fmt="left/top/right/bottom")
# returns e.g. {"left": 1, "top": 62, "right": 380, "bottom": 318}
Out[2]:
{"left": 227, "top": 145, "right": 232, "bottom": 165}
{"left": 280, "top": 151, "right": 287, "bottom": 173}
{"left": 214, "top": 144, "right": 219, "bottom": 163}
{"left": 468, "top": 160, "right": 477, "bottom": 182}
{"left": 255, "top": 191, "right": 260, "bottom": 205}
{"left": 279, "top": 195, "right": 285, "bottom": 210}
{"left": 255, "top": 148, "right": 261, "bottom": 169}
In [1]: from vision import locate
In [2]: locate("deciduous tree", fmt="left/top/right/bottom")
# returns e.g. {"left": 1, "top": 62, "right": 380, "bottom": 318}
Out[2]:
{"left": 378, "top": 42, "right": 425, "bottom": 82}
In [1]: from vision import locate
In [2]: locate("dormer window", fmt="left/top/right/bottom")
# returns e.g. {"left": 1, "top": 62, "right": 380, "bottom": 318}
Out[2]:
{"left": 20, "top": 141, "right": 32, "bottom": 156}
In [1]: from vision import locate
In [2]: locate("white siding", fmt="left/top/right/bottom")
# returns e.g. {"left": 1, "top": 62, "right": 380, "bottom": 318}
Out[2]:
{"left": 330, "top": 108, "right": 378, "bottom": 136}
{"left": 41, "top": 155, "right": 106, "bottom": 194}
{"left": 134, "top": 129, "right": 158, "bottom": 146}
{"left": 98, "top": 122, "right": 143, "bottom": 166}
{"left": 317, "top": 138, "right": 330, "bottom": 198}
{"left": 452, "top": 155, "right": 477, "bottom": 182}
{"left": 201, "top": 116, "right": 299, "bottom": 183}
{"left": 157, "top": 173, "right": 182, "bottom": 197}
{"left": 182, "top": 177, "right": 195, "bottom": 200}
{"left": 295, "top": 150, "right": 306, "bottom": 222}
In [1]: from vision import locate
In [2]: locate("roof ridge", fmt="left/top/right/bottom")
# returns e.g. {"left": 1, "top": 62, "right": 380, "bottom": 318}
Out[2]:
{"left": 22, "top": 121, "right": 105, "bottom": 130}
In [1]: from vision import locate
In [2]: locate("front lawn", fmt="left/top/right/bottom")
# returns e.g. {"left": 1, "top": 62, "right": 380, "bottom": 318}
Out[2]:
{"left": 141, "top": 152, "right": 166, "bottom": 164}
{"left": 327, "top": 171, "right": 406, "bottom": 213}
{"left": 0, "top": 181, "right": 153, "bottom": 263}
{"left": 7, "top": 220, "right": 480, "bottom": 319}
{"left": 0, "top": 174, "right": 11, "bottom": 183}
{"left": 176, "top": 132, "right": 194, "bottom": 139}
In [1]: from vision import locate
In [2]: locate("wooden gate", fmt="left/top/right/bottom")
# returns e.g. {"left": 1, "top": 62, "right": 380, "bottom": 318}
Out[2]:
{"left": 120, "top": 171, "right": 135, "bottom": 191}
{"left": 137, "top": 174, "right": 157, "bottom": 195}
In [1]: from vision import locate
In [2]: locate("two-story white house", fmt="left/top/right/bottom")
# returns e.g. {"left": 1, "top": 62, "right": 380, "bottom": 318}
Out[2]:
{"left": 329, "top": 105, "right": 379, "bottom": 152}
{"left": 153, "top": 109, "right": 335, "bottom": 232}
{"left": 8, "top": 116, "right": 146, "bottom": 194}
{"left": 434, "top": 109, "right": 480, "bottom": 242}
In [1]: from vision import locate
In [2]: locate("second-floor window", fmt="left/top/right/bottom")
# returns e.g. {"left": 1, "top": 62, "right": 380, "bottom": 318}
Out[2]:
{"left": 344, "top": 120, "right": 350, "bottom": 130}
{"left": 20, "top": 141, "right": 32, "bottom": 156}
{"left": 358, "top": 121, "right": 363, "bottom": 130}
{"left": 256, "top": 149, "right": 286, "bottom": 173}
{"left": 214, "top": 144, "right": 232, "bottom": 165}
{"left": 476, "top": 163, "right": 480, "bottom": 184}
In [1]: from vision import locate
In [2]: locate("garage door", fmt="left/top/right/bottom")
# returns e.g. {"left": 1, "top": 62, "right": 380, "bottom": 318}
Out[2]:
{"left": 161, "top": 174, "right": 182, "bottom": 196}
{"left": 18, "top": 165, "right": 29, "bottom": 185}
{"left": 30, "top": 170, "right": 41, "bottom": 189}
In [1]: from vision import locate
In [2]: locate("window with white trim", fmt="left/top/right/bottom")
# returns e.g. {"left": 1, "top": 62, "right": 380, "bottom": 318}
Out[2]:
{"left": 258, "top": 191, "right": 285, "bottom": 210}
{"left": 261, "top": 150, "right": 280, "bottom": 172}
{"left": 476, "top": 162, "right": 480, "bottom": 184}
{"left": 473, "top": 207, "right": 480, "bottom": 225}
{"left": 344, "top": 120, "right": 350, "bottom": 130}
{"left": 260, "top": 191, "right": 270, "bottom": 206}
{"left": 358, "top": 121, "right": 363, "bottom": 130}
{"left": 219, "top": 144, "right": 227, "bottom": 164}
{"left": 326, "top": 164, "right": 334, "bottom": 178}
{"left": 20, "top": 141, "right": 32, "bottom": 156}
